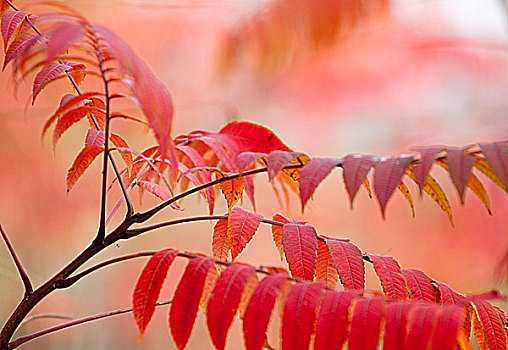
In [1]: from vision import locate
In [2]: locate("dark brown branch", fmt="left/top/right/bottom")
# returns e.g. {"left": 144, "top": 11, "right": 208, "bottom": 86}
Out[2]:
{"left": 8, "top": 300, "right": 173, "bottom": 349}
{"left": 0, "top": 225, "right": 32, "bottom": 296}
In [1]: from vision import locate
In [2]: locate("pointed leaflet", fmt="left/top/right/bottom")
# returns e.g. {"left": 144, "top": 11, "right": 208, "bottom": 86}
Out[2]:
{"left": 404, "top": 305, "right": 440, "bottom": 349}
{"left": 281, "top": 282, "right": 323, "bottom": 350}
{"left": 2, "top": 10, "right": 29, "bottom": 50}
{"left": 410, "top": 146, "right": 443, "bottom": 196}
{"left": 206, "top": 264, "right": 255, "bottom": 350}
{"left": 45, "top": 22, "right": 84, "bottom": 64}
{"left": 110, "top": 133, "right": 133, "bottom": 177}
{"left": 66, "top": 145, "right": 104, "bottom": 192}
{"left": 3, "top": 33, "right": 40, "bottom": 70}
{"left": 85, "top": 129, "right": 105, "bottom": 147}
{"left": 432, "top": 305, "right": 468, "bottom": 350}
{"left": 228, "top": 207, "right": 263, "bottom": 261}
{"left": 299, "top": 157, "right": 338, "bottom": 210}
{"left": 474, "top": 157, "right": 507, "bottom": 192}
{"left": 267, "top": 151, "right": 308, "bottom": 181}
{"left": 326, "top": 238, "right": 365, "bottom": 290}
{"left": 53, "top": 106, "right": 105, "bottom": 149}
{"left": 348, "top": 297, "right": 385, "bottom": 350}
{"left": 271, "top": 214, "right": 306, "bottom": 260}
{"left": 238, "top": 273, "right": 259, "bottom": 319}
{"left": 368, "top": 254, "right": 408, "bottom": 300}
{"left": 216, "top": 172, "right": 245, "bottom": 211}
{"left": 397, "top": 181, "right": 415, "bottom": 217}
{"left": 200, "top": 266, "right": 219, "bottom": 312}
{"left": 446, "top": 148, "right": 475, "bottom": 203}
{"left": 212, "top": 218, "right": 229, "bottom": 262}
{"left": 170, "top": 257, "right": 215, "bottom": 350}
{"left": 402, "top": 269, "right": 438, "bottom": 303}
{"left": 342, "top": 155, "right": 376, "bottom": 208}
{"left": 282, "top": 223, "right": 318, "bottom": 280}
{"left": 383, "top": 302, "right": 414, "bottom": 350}
{"left": 472, "top": 301, "right": 507, "bottom": 350}
{"left": 314, "top": 290, "right": 358, "bottom": 350}
{"left": 236, "top": 152, "right": 266, "bottom": 172}
{"left": 243, "top": 274, "right": 287, "bottom": 350}
{"left": 316, "top": 239, "right": 338, "bottom": 287}
{"left": 137, "top": 180, "right": 170, "bottom": 201}
{"left": 374, "top": 156, "right": 413, "bottom": 217}
{"left": 32, "top": 61, "right": 72, "bottom": 104}
{"left": 479, "top": 141, "right": 508, "bottom": 192}
{"left": 132, "top": 249, "right": 178, "bottom": 341}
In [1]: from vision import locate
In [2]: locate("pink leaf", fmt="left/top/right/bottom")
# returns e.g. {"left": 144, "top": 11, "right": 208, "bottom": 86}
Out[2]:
{"left": 46, "top": 22, "right": 84, "bottom": 63}
{"left": 267, "top": 151, "right": 307, "bottom": 181}
{"left": 85, "top": 129, "right": 105, "bottom": 146}
{"left": 299, "top": 157, "right": 338, "bottom": 210}
{"left": 32, "top": 61, "right": 72, "bottom": 104}
{"left": 236, "top": 151, "right": 267, "bottom": 172}
{"left": 3, "top": 33, "right": 40, "bottom": 70}
{"left": 410, "top": 146, "right": 444, "bottom": 196}
{"left": 1, "top": 10, "right": 29, "bottom": 50}
{"left": 479, "top": 141, "right": 508, "bottom": 192}
{"left": 137, "top": 180, "right": 170, "bottom": 201}
{"left": 446, "top": 147, "right": 475, "bottom": 204}
{"left": 342, "top": 155, "right": 376, "bottom": 208}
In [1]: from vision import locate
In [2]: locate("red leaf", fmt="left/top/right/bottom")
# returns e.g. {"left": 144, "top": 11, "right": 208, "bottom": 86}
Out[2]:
{"left": 299, "top": 157, "right": 338, "bottom": 210}
{"left": 243, "top": 274, "right": 287, "bottom": 350}
{"left": 404, "top": 305, "right": 440, "bottom": 349}
{"left": 472, "top": 301, "right": 507, "bottom": 350}
{"left": 110, "top": 133, "right": 133, "bottom": 176}
{"left": 85, "top": 129, "right": 105, "bottom": 146}
{"left": 383, "top": 302, "right": 414, "bottom": 350}
{"left": 53, "top": 106, "right": 104, "bottom": 148}
{"left": 3, "top": 32, "right": 40, "bottom": 70}
{"left": 32, "top": 61, "right": 72, "bottom": 104}
{"left": 402, "top": 268, "right": 438, "bottom": 302}
{"left": 212, "top": 218, "right": 229, "bottom": 261}
{"left": 315, "top": 239, "right": 338, "bottom": 287}
{"left": 446, "top": 147, "right": 475, "bottom": 203}
{"left": 436, "top": 282, "right": 465, "bottom": 305}
{"left": 2, "top": 10, "right": 29, "bottom": 50}
{"left": 348, "top": 298, "right": 385, "bottom": 350}
{"left": 342, "top": 155, "right": 376, "bottom": 208}
{"left": 368, "top": 254, "right": 408, "bottom": 300}
{"left": 66, "top": 145, "right": 104, "bottom": 193}
{"left": 431, "top": 305, "right": 468, "bottom": 350}
{"left": 200, "top": 134, "right": 237, "bottom": 171}
{"left": 46, "top": 22, "right": 84, "bottom": 63}
{"left": 236, "top": 151, "right": 267, "bottom": 172}
{"left": 267, "top": 151, "right": 307, "bottom": 181}
{"left": 206, "top": 264, "right": 255, "bottom": 350}
{"left": 132, "top": 249, "right": 178, "bottom": 341}
{"left": 271, "top": 214, "right": 306, "bottom": 259}
{"left": 326, "top": 238, "right": 365, "bottom": 290}
{"left": 170, "top": 257, "right": 215, "bottom": 350}
{"left": 374, "top": 156, "right": 413, "bottom": 217}
{"left": 228, "top": 207, "right": 263, "bottom": 261}
{"left": 479, "top": 141, "right": 508, "bottom": 192}
{"left": 282, "top": 223, "right": 318, "bottom": 280}
{"left": 281, "top": 282, "right": 323, "bottom": 350}
{"left": 314, "top": 290, "right": 358, "bottom": 350}
{"left": 410, "top": 146, "right": 443, "bottom": 196}
{"left": 137, "top": 180, "right": 171, "bottom": 201}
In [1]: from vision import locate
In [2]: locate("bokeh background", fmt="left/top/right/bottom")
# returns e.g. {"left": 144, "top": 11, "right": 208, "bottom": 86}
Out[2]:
{"left": 1, "top": 0, "right": 508, "bottom": 348}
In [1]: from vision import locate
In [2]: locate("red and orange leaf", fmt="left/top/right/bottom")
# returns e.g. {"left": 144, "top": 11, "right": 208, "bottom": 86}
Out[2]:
{"left": 397, "top": 181, "right": 415, "bottom": 217}
{"left": 45, "top": 22, "right": 84, "bottom": 63}
{"left": 342, "top": 154, "right": 376, "bottom": 208}
{"left": 67, "top": 62, "right": 86, "bottom": 89}
{"left": 282, "top": 223, "right": 318, "bottom": 280}
{"left": 467, "top": 172, "right": 492, "bottom": 214}
{"left": 228, "top": 207, "right": 263, "bottom": 261}
{"left": 137, "top": 180, "right": 170, "bottom": 201}
{"left": 236, "top": 151, "right": 266, "bottom": 172}
{"left": 110, "top": 133, "right": 133, "bottom": 177}
{"left": 243, "top": 274, "right": 287, "bottom": 350}
{"left": 316, "top": 239, "right": 338, "bottom": 287}
{"left": 132, "top": 248, "right": 178, "bottom": 341}
{"left": 479, "top": 141, "right": 508, "bottom": 192}
{"left": 200, "top": 265, "right": 219, "bottom": 311}
{"left": 404, "top": 305, "right": 440, "bottom": 349}
{"left": 1, "top": 10, "right": 29, "bottom": 50}
{"left": 348, "top": 297, "right": 385, "bottom": 350}
{"left": 374, "top": 156, "right": 413, "bottom": 217}
{"left": 212, "top": 218, "right": 229, "bottom": 262}
{"left": 85, "top": 129, "right": 105, "bottom": 146}
{"left": 206, "top": 264, "right": 255, "bottom": 350}
{"left": 217, "top": 172, "right": 244, "bottom": 211}
{"left": 281, "top": 282, "right": 323, "bottom": 350}
{"left": 238, "top": 273, "right": 259, "bottom": 319}
{"left": 383, "top": 302, "right": 414, "bottom": 350}
{"left": 474, "top": 157, "right": 507, "bottom": 192}
{"left": 267, "top": 151, "right": 307, "bottom": 181}
{"left": 368, "top": 254, "right": 408, "bottom": 300}
{"left": 432, "top": 305, "right": 469, "bottom": 350}
{"left": 402, "top": 268, "right": 438, "bottom": 302}
{"left": 32, "top": 61, "right": 72, "bottom": 104}
{"left": 201, "top": 135, "right": 237, "bottom": 171}
{"left": 298, "top": 157, "right": 338, "bottom": 210}
{"left": 410, "top": 146, "right": 444, "bottom": 196}
{"left": 445, "top": 148, "right": 475, "bottom": 204}
{"left": 66, "top": 145, "right": 104, "bottom": 193}
{"left": 326, "top": 238, "right": 365, "bottom": 290}
{"left": 3, "top": 32, "right": 40, "bottom": 70}
{"left": 472, "top": 301, "right": 507, "bottom": 350}
{"left": 271, "top": 214, "right": 306, "bottom": 260}
{"left": 169, "top": 257, "right": 215, "bottom": 350}
{"left": 0, "top": 1, "right": 10, "bottom": 20}
{"left": 53, "top": 106, "right": 105, "bottom": 148}
{"left": 314, "top": 290, "right": 358, "bottom": 350}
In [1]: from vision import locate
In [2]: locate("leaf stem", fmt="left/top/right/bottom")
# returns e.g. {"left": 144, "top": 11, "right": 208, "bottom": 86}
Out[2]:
{"left": 0, "top": 224, "right": 33, "bottom": 296}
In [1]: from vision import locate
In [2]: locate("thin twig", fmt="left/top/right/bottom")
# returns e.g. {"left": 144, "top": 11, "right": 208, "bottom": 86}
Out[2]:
{"left": 0, "top": 225, "right": 32, "bottom": 296}
{"left": 19, "top": 315, "right": 73, "bottom": 329}
{"left": 8, "top": 300, "right": 172, "bottom": 349}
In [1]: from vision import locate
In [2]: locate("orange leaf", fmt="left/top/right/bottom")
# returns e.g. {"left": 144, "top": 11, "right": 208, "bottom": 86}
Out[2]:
{"left": 212, "top": 218, "right": 230, "bottom": 262}
{"left": 66, "top": 145, "right": 104, "bottom": 193}
{"left": 474, "top": 157, "right": 507, "bottom": 192}
{"left": 266, "top": 151, "right": 308, "bottom": 181}
{"left": 397, "top": 181, "right": 415, "bottom": 217}
{"left": 53, "top": 105, "right": 105, "bottom": 149}
{"left": 110, "top": 133, "right": 133, "bottom": 177}
{"left": 410, "top": 146, "right": 444, "bottom": 196}
{"left": 217, "top": 172, "right": 244, "bottom": 211}
{"left": 472, "top": 301, "right": 508, "bottom": 350}
{"left": 316, "top": 239, "right": 338, "bottom": 287}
